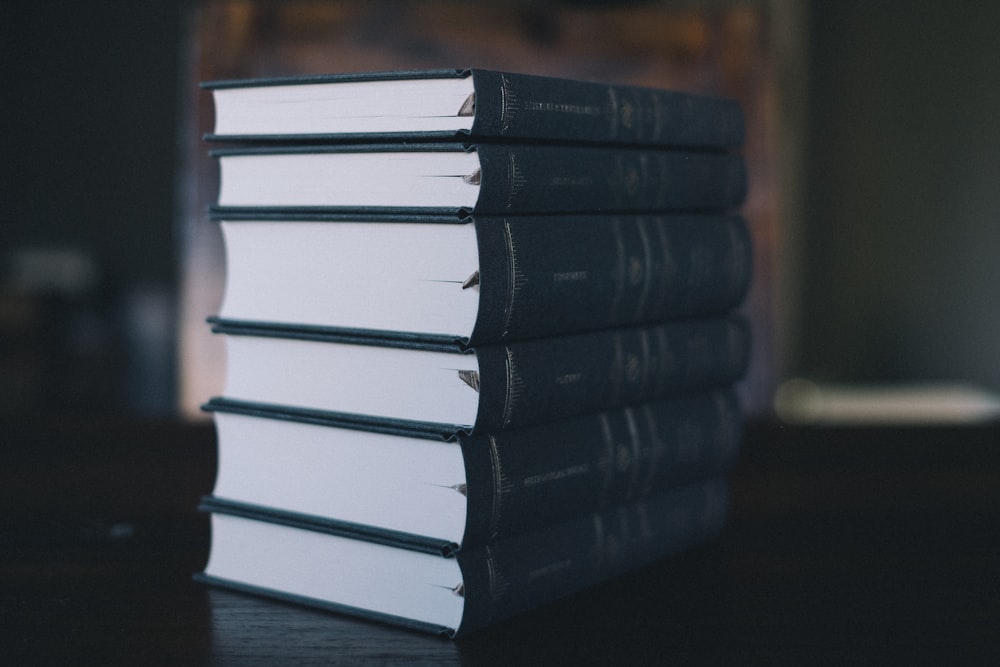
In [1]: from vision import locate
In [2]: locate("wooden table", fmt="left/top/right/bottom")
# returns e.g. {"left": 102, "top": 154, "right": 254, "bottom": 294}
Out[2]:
{"left": 3, "top": 416, "right": 999, "bottom": 664}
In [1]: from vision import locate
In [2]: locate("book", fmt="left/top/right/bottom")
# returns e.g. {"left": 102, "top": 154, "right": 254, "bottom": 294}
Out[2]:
{"left": 196, "top": 476, "right": 728, "bottom": 637}
{"left": 212, "top": 143, "right": 746, "bottom": 214}
{"left": 209, "top": 315, "right": 750, "bottom": 432}
{"left": 213, "top": 212, "right": 752, "bottom": 344}
{"left": 203, "top": 388, "right": 741, "bottom": 550}
{"left": 203, "top": 68, "right": 744, "bottom": 149}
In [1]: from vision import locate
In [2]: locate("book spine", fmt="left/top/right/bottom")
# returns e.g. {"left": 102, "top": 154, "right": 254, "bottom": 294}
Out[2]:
{"left": 470, "top": 214, "right": 752, "bottom": 343}
{"left": 473, "top": 144, "right": 746, "bottom": 215}
{"left": 473, "top": 316, "right": 750, "bottom": 431}
{"left": 461, "top": 389, "right": 741, "bottom": 548}
{"left": 456, "top": 476, "right": 728, "bottom": 636}
{"left": 471, "top": 70, "right": 745, "bottom": 148}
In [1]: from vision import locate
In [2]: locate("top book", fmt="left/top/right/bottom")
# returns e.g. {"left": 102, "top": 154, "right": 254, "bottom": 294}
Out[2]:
{"left": 203, "top": 68, "right": 744, "bottom": 149}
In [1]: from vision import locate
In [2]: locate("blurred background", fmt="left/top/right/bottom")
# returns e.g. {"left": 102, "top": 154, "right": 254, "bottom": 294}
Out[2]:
{"left": 3, "top": 0, "right": 999, "bottom": 423}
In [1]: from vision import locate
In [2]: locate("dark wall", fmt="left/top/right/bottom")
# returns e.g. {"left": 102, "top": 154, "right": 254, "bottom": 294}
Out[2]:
{"left": 800, "top": 2, "right": 1000, "bottom": 389}
{"left": 4, "top": 1, "right": 182, "bottom": 285}
{"left": 2, "top": 2, "right": 183, "bottom": 414}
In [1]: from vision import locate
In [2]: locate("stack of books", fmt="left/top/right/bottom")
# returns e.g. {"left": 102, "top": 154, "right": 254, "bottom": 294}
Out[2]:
{"left": 195, "top": 69, "right": 751, "bottom": 637}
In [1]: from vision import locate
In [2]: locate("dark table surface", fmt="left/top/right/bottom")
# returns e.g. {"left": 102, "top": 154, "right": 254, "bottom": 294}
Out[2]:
{"left": 3, "top": 415, "right": 999, "bottom": 665}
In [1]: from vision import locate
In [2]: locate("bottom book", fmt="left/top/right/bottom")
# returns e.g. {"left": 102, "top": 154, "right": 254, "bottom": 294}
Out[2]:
{"left": 196, "top": 477, "right": 728, "bottom": 637}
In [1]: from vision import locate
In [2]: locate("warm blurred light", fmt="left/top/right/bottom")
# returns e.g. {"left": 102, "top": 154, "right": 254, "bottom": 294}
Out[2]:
{"left": 775, "top": 379, "right": 1000, "bottom": 426}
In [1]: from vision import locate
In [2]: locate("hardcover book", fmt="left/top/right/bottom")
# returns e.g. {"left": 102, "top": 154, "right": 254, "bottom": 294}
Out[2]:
{"left": 197, "top": 476, "right": 728, "bottom": 637}
{"left": 203, "top": 68, "right": 744, "bottom": 149}
{"left": 210, "top": 316, "right": 750, "bottom": 432}
{"left": 203, "top": 389, "right": 741, "bottom": 551}
{"left": 213, "top": 212, "right": 753, "bottom": 344}
{"left": 212, "top": 143, "right": 746, "bottom": 215}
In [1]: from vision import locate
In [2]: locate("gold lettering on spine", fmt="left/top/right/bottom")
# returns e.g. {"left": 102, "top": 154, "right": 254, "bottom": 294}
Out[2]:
{"left": 485, "top": 545, "right": 498, "bottom": 602}
{"left": 499, "top": 220, "right": 526, "bottom": 338}
{"left": 522, "top": 101, "right": 604, "bottom": 115}
{"left": 554, "top": 372, "right": 582, "bottom": 385}
{"left": 498, "top": 73, "right": 515, "bottom": 134}
{"left": 500, "top": 346, "right": 524, "bottom": 429}
{"left": 484, "top": 544, "right": 511, "bottom": 615}
{"left": 486, "top": 435, "right": 512, "bottom": 542}
{"left": 502, "top": 348, "right": 514, "bottom": 427}
{"left": 553, "top": 270, "right": 587, "bottom": 282}
{"left": 504, "top": 151, "right": 526, "bottom": 210}
{"left": 522, "top": 463, "right": 590, "bottom": 488}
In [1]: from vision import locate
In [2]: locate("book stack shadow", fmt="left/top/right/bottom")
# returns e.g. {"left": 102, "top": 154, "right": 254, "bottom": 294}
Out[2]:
{"left": 195, "top": 69, "right": 750, "bottom": 637}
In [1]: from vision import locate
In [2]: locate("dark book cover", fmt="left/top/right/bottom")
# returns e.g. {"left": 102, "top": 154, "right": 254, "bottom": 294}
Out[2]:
{"left": 468, "top": 213, "right": 752, "bottom": 343}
